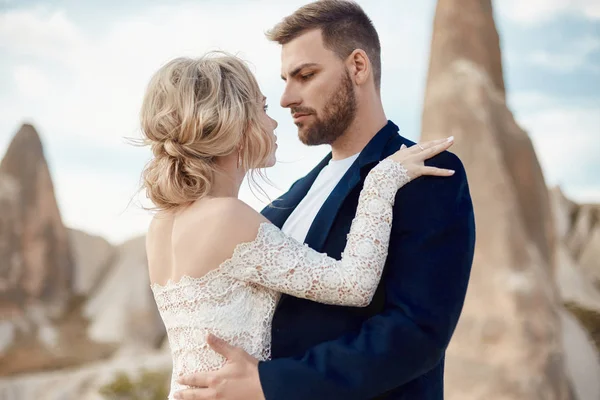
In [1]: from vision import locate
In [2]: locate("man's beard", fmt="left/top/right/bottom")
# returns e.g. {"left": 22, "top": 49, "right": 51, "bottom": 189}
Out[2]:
{"left": 294, "top": 70, "right": 357, "bottom": 146}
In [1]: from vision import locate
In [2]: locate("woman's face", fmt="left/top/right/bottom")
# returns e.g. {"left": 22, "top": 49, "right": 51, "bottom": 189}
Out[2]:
{"left": 259, "top": 95, "right": 278, "bottom": 168}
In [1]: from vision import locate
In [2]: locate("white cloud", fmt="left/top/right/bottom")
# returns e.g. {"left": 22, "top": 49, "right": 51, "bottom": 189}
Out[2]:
{"left": 496, "top": 0, "right": 600, "bottom": 24}
{"left": 1, "top": 3, "right": 282, "bottom": 150}
{"left": 53, "top": 167, "right": 152, "bottom": 244}
{"left": 0, "top": 1, "right": 433, "bottom": 151}
{"left": 566, "top": 185, "right": 600, "bottom": 204}
{"left": 513, "top": 103, "right": 600, "bottom": 200}
{"left": 13, "top": 65, "right": 52, "bottom": 99}
{"left": 0, "top": 7, "right": 85, "bottom": 61}
{"left": 508, "top": 91, "right": 600, "bottom": 205}
{"left": 527, "top": 36, "right": 600, "bottom": 72}
{"left": 508, "top": 91, "right": 559, "bottom": 110}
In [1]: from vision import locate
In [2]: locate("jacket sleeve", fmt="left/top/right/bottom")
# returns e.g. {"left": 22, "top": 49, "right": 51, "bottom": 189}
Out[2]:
{"left": 257, "top": 153, "right": 476, "bottom": 399}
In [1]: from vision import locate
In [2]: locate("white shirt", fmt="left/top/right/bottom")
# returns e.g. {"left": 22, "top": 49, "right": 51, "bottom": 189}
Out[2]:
{"left": 281, "top": 153, "right": 360, "bottom": 243}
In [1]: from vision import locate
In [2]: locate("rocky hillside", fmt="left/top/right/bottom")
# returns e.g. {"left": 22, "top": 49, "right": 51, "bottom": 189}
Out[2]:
{"left": 551, "top": 187, "right": 600, "bottom": 400}
{"left": 0, "top": 125, "right": 167, "bottom": 398}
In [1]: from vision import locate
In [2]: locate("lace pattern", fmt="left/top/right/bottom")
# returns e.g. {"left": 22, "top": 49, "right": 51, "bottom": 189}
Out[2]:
{"left": 150, "top": 158, "right": 409, "bottom": 399}
{"left": 152, "top": 273, "right": 279, "bottom": 398}
{"left": 222, "top": 159, "right": 410, "bottom": 307}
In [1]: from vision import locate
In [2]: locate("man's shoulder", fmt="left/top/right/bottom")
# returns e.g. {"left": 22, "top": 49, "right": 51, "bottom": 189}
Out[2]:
{"left": 386, "top": 136, "right": 466, "bottom": 177}
{"left": 382, "top": 138, "right": 471, "bottom": 213}
{"left": 430, "top": 149, "right": 465, "bottom": 173}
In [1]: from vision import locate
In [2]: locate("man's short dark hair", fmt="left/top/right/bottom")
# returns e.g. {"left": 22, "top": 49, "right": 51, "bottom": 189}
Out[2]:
{"left": 266, "top": 0, "right": 382, "bottom": 90}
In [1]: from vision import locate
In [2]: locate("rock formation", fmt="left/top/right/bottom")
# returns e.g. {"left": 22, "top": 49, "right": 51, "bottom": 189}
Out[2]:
{"left": 0, "top": 217, "right": 168, "bottom": 398}
{"left": 420, "top": 0, "right": 571, "bottom": 398}
{"left": 0, "top": 125, "right": 163, "bottom": 380}
{"left": 83, "top": 235, "right": 165, "bottom": 350}
{"left": 569, "top": 203, "right": 600, "bottom": 288}
{"left": 68, "top": 229, "right": 116, "bottom": 297}
{"left": 0, "top": 124, "right": 74, "bottom": 317}
{"left": 0, "top": 174, "right": 22, "bottom": 315}
{"left": 0, "top": 124, "right": 76, "bottom": 366}
{"left": 550, "top": 187, "right": 600, "bottom": 400}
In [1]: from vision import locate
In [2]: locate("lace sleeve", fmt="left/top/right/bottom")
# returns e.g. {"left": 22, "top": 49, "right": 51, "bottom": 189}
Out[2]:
{"left": 221, "top": 159, "right": 410, "bottom": 307}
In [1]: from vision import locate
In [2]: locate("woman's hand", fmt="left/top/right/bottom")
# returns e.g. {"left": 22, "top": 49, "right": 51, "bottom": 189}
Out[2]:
{"left": 387, "top": 136, "right": 455, "bottom": 180}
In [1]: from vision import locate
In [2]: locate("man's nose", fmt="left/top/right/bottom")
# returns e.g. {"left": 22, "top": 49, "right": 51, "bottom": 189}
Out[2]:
{"left": 280, "top": 83, "right": 300, "bottom": 109}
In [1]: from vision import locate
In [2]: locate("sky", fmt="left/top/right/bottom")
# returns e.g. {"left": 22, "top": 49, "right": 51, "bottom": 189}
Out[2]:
{"left": 0, "top": 0, "right": 599, "bottom": 244}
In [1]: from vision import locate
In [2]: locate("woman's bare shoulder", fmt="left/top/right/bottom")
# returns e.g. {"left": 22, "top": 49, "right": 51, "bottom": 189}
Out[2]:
{"left": 173, "top": 198, "right": 272, "bottom": 268}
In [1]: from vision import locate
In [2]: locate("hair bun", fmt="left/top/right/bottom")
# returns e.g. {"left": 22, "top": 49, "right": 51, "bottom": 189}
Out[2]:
{"left": 138, "top": 53, "right": 273, "bottom": 212}
{"left": 162, "top": 138, "right": 185, "bottom": 159}
{"left": 160, "top": 138, "right": 214, "bottom": 163}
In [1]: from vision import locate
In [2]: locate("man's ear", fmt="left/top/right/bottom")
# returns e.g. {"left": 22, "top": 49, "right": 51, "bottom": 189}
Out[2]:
{"left": 346, "top": 49, "right": 371, "bottom": 86}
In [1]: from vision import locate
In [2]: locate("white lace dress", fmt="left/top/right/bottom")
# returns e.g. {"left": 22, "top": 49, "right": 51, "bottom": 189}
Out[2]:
{"left": 150, "top": 159, "right": 410, "bottom": 398}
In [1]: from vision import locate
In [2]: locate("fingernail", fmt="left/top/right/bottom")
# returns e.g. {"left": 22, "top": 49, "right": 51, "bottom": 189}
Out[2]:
{"left": 447, "top": 136, "right": 454, "bottom": 142}
{"left": 448, "top": 170, "right": 455, "bottom": 174}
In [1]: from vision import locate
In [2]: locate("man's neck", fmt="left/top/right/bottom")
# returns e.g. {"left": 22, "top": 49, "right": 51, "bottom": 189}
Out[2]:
{"left": 330, "top": 98, "right": 387, "bottom": 160}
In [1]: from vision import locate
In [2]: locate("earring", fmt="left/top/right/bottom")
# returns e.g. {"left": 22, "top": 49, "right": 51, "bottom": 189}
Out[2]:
{"left": 237, "top": 149, "right": 242, "bottom": 169}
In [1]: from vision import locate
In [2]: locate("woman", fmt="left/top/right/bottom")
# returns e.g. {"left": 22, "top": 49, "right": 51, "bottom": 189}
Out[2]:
{"left": 139, "top": 52, "right": 454, "bottom": 398}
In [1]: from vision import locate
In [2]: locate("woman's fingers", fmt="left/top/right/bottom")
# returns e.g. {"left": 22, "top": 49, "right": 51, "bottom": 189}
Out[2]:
{"left": 412, "top": 137, "right": 454, "bottom": 160}
{"left": 418, "top": 137, "right": 452, "bottom": 150}
{"left": 396, "top": 136, "right": 452, "bottom": 156}
{"left": 401, "top": 136, "right": 452, "bottom": 157}
{"left": 419, "top": 166, "right": 455, "bottom": 177}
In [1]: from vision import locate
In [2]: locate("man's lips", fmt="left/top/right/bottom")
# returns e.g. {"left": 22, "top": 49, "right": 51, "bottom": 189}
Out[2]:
{"left": 292, "top": 113, "right": 311, "bottom": 122}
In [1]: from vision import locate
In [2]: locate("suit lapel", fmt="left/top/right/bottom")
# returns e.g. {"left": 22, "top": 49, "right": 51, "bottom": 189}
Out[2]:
{"left": 264, "top": 121, "right": 400, "bottom": 309}
{"left": 263, "top": 120, "right": 401, "bottom": 252}
{"left": 303, "top": 121, "right": 401, "bottom": 252}
{"left": 261, "top": 153, "right": 332, "bottom": 228}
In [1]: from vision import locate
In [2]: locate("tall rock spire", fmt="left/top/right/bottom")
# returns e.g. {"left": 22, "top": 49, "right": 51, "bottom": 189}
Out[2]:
{"left": 425, "top": 0, "right": 505, "bottom": 97}
{"left": 0, "top": 124, "right": 73, "bottom": 316}
{"left": 420, "top": 1, "right": 572, "bottom": 398}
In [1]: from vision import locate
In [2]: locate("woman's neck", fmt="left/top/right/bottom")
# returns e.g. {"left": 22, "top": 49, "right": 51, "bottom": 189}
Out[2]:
{"left": 208, "top": 167, "right": 245, "bottom": 198}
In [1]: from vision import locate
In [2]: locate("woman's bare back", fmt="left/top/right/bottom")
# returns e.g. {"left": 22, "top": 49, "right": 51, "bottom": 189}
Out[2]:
{"left": 146, "top": 197, "right": 269, "bottom": 287}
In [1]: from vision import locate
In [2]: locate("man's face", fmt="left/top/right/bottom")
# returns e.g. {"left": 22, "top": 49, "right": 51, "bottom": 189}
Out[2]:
{"left": 280, "top": 29, "right": 357, "bottom": 146}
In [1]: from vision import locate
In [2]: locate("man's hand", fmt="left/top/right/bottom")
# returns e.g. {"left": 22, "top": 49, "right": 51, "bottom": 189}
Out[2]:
{"left": 174, "top": 334, "right": 265, "bottom": 400}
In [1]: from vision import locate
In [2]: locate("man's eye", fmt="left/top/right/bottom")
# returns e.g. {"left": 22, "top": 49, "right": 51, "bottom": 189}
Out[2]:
{"left": 301, "top": 73, "right": 314, "bottom": 80}
{"left": 263, "top": 104, "right": 269, "bottom": 111}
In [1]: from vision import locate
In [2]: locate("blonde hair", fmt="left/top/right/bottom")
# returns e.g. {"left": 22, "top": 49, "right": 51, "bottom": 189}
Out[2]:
{"left": 138, "top": 52, "right": 274, "bottom": 212}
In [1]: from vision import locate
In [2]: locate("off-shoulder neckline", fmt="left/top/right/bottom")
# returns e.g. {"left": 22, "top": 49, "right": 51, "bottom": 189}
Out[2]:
{"left": 150, "top": 222, "right": 276, "bottom": 292}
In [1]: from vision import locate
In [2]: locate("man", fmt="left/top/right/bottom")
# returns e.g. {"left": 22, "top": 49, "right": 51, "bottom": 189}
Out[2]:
{"left": 176, "top": 1, "right": 475, "bottom": 399}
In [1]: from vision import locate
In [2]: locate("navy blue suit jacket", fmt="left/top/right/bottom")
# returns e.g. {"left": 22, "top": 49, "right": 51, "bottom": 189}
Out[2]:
{"left": 258, "top": 121, "right": 475, "bottom": 399}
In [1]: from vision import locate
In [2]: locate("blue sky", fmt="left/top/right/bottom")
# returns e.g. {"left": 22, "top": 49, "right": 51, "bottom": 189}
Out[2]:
{"left": 0, "top": 0, "right": 598, "bottom": 243}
